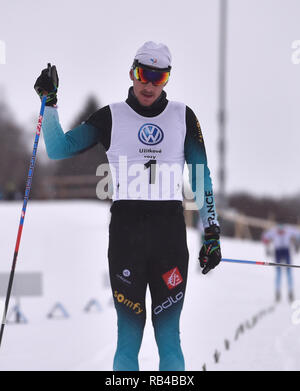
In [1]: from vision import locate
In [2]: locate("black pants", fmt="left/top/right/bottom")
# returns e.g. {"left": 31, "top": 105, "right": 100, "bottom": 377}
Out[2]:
{"left": 108, "top": 200, "right": 189, "bottom": 371}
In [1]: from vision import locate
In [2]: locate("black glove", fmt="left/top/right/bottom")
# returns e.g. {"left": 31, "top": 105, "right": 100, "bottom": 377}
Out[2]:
{"left": 199, "top": 224, "right": 221, "bottom": 275}
{"left": 34, "top": 63, "right": 59, "bottom": 106}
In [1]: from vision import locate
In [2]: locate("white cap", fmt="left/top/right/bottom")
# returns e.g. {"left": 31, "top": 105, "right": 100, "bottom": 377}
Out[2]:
{"left": 134, "top": 41, "right": 172, "bottom": 69}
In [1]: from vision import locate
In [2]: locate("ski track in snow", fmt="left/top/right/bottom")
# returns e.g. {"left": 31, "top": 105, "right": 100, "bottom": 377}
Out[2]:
{"left": 0, "top": 201, "right": 299, "bottom": 371}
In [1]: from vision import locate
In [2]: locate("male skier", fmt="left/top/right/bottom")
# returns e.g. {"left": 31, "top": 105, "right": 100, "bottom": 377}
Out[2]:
{"left": 262, "top": 223, "right": 300, "bottom": 302}
{"left": 34, "top": 41, "right": 222, "bottom": 371}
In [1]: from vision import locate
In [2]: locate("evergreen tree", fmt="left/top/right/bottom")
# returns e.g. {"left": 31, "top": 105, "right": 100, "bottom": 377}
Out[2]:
{"left": 54, "top": 95, "right": 108, "bottom": 177}
{"left": 0, "top": 100, "right": 56, "bottom": 200}
{"left": 0, "top": 101, "right": 31, "bottom": 199}
{"left": 52, "top": 96, "right": 109, "bottom": 199}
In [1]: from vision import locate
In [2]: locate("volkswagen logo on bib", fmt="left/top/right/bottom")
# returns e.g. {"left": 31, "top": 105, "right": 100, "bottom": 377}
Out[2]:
{"left": 138, "top": 123, "right": 164, "bottom": 146}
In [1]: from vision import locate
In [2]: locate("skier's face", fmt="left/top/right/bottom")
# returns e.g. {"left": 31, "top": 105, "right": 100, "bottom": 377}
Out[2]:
{"left": 130, "top": 69, "right": 166, "bottom": 107}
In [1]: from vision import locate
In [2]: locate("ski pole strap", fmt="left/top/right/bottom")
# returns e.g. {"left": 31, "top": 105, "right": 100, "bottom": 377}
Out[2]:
{"left": 221, "top": 258, "right": 300, "bottom": 269}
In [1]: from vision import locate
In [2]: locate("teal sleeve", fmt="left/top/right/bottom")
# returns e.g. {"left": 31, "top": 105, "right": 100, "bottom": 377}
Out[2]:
{"left": 184, "top": 107, "right": 219, "bottom": 228}
{"left": 42, "top": 107, "right": 101, "bottom": 160}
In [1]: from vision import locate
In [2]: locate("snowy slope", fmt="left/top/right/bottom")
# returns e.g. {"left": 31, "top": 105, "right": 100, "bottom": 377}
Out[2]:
{"left": 0, "top": 201, "right": 299, "bottom": 371}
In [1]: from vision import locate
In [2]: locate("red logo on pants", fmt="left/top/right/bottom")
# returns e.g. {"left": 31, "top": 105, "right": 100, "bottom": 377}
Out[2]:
{"left": 162, "top": 267, "right": 183, "bottom": 290}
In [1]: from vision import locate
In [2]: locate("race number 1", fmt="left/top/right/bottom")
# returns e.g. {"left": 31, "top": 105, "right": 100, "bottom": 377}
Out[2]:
{"left": 144, "top": 159, "right": 157, "bottom": 184}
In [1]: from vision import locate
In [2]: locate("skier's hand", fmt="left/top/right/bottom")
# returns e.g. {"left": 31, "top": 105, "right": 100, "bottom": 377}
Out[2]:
{"left": 199, "top": 224, "right": 221, "bottom": 275}
{"left": 34, "top": 63, "right": 59, "bottom": 106}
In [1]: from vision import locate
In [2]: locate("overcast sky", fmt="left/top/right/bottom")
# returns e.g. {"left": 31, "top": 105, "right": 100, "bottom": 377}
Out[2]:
{"left": 0, "top": 0, "right": 300, "bottom": 198}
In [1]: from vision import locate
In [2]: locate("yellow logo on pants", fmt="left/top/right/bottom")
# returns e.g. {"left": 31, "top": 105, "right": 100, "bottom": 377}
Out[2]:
{"left": 114, "top": 290, "right": 143, "bottom": 315}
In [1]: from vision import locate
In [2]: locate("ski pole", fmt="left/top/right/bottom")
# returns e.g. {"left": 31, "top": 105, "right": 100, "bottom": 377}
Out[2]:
{"left": 222, "top": 258, "right": 300, "bottom": 269}
{"left": 0, "top": 66, "right": 49, "bottom": 347}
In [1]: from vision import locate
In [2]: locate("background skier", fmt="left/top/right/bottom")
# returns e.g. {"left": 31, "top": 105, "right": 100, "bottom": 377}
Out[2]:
{"left": 262, "top": 223, "right": 300, "bottom": 302}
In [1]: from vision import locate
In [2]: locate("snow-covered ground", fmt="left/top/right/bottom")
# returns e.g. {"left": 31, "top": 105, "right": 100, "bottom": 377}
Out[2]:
{"left": 0, "top": 201, "right": 299, "bottom": 371}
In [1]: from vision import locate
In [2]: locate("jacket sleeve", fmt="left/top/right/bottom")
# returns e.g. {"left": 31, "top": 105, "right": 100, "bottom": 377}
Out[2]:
{"left": 184, "top": 106, "right": 219, "bottom": 228}
{"left": 42, "top": 106, "right": 112, "bottom": 160}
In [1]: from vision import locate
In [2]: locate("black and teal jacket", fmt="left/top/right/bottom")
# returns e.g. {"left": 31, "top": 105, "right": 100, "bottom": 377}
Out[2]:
{"left": 42, "top": 87, "right": 218, "bottom": 228}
